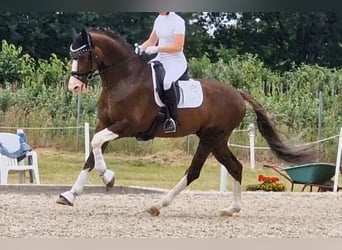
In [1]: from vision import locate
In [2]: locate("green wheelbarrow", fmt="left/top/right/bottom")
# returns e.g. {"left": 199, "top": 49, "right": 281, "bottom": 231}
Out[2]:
{"left": 263, "top": 162, "right": 341, "bottom": 192}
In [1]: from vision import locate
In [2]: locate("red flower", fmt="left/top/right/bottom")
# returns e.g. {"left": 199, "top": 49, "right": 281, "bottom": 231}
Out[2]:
{"left": 270, "top": 177, "right": 279, "bottom": 183}
{"left": 258, "top": 175, "right": 279, "bottom": 183}
{"left": 258, "top": 174, "right": 265, "bottom": 182}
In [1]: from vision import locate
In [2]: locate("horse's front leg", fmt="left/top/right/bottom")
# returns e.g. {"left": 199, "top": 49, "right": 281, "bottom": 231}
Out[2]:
{"left": 91, "top": 129, "right": 118, "bottom": 187}
{"left": 56, "top": 128, "right": 118, "bottom": 206}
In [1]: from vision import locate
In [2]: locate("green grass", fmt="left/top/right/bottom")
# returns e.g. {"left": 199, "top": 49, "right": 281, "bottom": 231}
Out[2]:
{"left": 6, "top": 148, "right": 342, "bottom": 192}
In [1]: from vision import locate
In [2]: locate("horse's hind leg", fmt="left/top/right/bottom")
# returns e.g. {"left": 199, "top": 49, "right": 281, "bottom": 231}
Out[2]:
{"left": 212, "top": 140, "right": 243, "bottom": 217}
{"left": 147, "top": 137, "right": 212, "bottom": 216}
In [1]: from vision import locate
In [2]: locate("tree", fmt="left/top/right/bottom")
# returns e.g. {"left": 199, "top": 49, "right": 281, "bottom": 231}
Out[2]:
{"left": 2, "top": 12, "right": 342, "bottom": 72}
{"left": 198, "top": 12, "right": 342, "bottom": 71}
{"left": 0, "top": 12, "right": 155, "bottom": 60}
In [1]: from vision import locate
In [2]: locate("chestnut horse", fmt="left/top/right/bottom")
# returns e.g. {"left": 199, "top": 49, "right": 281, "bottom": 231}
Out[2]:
{"left": 56, "top": 28, "right": 313, "bottom": 216}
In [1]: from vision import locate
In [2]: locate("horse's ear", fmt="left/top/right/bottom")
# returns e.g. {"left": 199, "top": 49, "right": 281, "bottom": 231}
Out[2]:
{"left": 80, "top": 28, "right": 93, "bottom": 48}
{"left": 71, "top": 28, "right": 78, "bottom": 41}
{"left": 81, "top": 28, "right": 88, "bottom": 41}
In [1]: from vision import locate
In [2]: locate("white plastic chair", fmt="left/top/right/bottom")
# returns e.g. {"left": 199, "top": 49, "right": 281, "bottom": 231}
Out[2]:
{"left": 0, "top": 132, "right": 40, "bottom": 185}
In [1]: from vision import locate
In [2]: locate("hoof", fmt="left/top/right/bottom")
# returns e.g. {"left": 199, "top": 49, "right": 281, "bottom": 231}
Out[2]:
{"left": 102, "top": 169, "right": 115, "bottom": 190}
{"left": 220, "top": 210, "right": 234, "bottom": 217}
{"left": 56, "top": 195, "right": 73, "bottom": 206}
{"left": 220, "top": 206, "right": 241, "bottom": 217}
{"left": 106, "top": 177, "right": 115, "bottom": 190}
{"left": 146, "top": 206, "right": 160, "bottom": 216}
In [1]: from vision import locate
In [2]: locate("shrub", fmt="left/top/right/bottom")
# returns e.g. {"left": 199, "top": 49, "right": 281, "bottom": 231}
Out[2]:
{"left": 246, "top": 174, "right": 285, "bottom": 192}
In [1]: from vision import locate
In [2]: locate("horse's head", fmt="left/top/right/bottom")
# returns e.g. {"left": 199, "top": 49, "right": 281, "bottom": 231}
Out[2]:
{"left": 68, "top": 28, "right": 97, "bottom": 93}
{"left": 68, "top": 28, "right": 137, "bottom": 94}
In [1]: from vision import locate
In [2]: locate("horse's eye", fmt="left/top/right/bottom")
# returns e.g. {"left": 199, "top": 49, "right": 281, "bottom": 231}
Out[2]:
{"left": 70, "top": 52, "right": 79, "bottom": 60}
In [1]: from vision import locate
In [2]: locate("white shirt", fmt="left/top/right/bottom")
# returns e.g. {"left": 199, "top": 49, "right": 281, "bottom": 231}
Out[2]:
{"left": 153, "top": 12, "right": 186, "bottom": 61}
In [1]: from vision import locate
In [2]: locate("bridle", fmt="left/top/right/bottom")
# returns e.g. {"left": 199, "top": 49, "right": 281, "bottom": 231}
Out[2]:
{"left": 70, "top": 40, "right": 99, "bottom": 84}
{"left": 69, "top": 30, "right": 138, "bottom": 85}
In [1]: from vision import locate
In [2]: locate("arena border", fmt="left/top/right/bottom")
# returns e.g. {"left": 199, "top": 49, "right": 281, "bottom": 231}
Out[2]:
{"left": 0, "top": 184, "right": 168, "bottom": 195}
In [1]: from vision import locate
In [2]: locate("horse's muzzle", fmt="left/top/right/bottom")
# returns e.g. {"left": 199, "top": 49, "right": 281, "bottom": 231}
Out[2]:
{"left": 68, "top": 76, "right": 86, "bottom": 93}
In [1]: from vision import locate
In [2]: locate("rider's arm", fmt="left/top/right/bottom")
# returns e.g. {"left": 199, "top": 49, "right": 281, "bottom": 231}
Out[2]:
{"left": 158, "top": 34, "right": 185, "bottom": 53}
{"left": 141, "top": 31, "right": 159, "bottom": 51}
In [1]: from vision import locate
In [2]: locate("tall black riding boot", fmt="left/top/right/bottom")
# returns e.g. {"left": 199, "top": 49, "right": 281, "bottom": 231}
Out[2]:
{"left": 163, "top": 85, "right": 178, "bottom": 133}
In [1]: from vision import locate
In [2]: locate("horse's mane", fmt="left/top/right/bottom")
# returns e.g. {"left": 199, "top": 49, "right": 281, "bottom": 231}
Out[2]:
{"left": 88, "top": 27, "right": 133, "bottom": 51}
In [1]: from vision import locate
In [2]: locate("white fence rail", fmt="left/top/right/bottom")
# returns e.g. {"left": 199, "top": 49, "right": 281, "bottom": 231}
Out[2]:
{"left": 333, "top": 127, "right": 342, "bottom": 192}
{"left": 1, "top": 123, "right": 341, "bottom": 193}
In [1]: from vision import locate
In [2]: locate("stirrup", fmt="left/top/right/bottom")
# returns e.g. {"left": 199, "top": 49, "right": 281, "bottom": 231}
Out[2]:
{"left": 163, "top": 118, "right": 176, "bottom": 133}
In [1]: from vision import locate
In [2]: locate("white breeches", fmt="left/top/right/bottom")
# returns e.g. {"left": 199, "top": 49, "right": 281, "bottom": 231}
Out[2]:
{"left": 153, "top": 55, "right": 187, "bottom": 90}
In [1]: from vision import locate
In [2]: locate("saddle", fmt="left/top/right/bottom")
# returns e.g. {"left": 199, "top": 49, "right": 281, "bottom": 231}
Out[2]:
{"left": 152, "top": 60, "right": 189, "bottom": 105}
{"left": 136, "top": 61, "right": 202, "bottom": 141}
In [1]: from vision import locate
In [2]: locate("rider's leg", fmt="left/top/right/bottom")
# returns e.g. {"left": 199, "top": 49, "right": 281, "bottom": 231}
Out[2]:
{"left": 161, "top": 57, "right": 187, "bottom": 133}
{"left": 163, "top": 82, "right": 178, "bottom": 133}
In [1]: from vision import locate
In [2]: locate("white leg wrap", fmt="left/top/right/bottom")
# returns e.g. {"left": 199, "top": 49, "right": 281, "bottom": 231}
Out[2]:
{"left": 93, "top": 148, "right": 107, "bottom": 174}
{"left": 153, "top": 175, "right": 188, "bottom": 209}
{"left": 59, "top": 170, "right": 89, "bottom": 206}
{"left": 231, "top": 179, "right": 242, "bottom": 209}
{"left": 221, "top": 179, "right": 242, "bottom": 216}
{"left": 71, "top": 169, "right": 89, "bottom": 195}
{"left": 60, "top": 190, "right": 76, "bottom": 205}
{"left": 91, "top": 129, "right": 119, "bottom": 178}
{"left": 91, "top": 129, "right": 118, "bottom": 148}
{"left": 101, "top": 169, "right": 115, "bottom": 185}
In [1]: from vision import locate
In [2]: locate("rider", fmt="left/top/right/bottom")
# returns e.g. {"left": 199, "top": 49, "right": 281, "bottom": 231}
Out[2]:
{"left": 136, "top": 12, "right": 187, "bottom": 133}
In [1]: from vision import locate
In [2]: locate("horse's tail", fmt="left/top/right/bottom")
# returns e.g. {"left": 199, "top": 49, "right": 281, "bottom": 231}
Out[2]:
{"left": 240, "top": 91, "right": 314, "bottom": 164}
